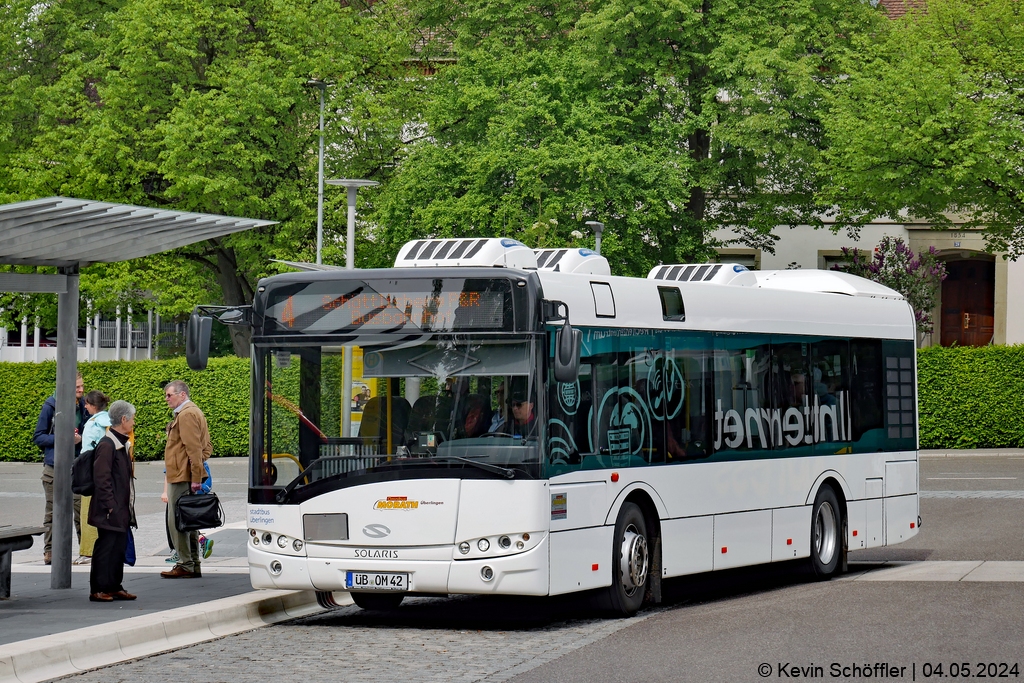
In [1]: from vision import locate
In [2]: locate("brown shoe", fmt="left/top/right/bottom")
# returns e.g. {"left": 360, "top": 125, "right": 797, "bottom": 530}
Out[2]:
{"left": 43, "top": 552, "right": 51, "bottom": 565}
{"left": 111, "top": 590, "right": 137, "bottom": 600}
{"left": 160, "top": 565, "right": 195, "bottom": 579}
{"left": 89, "top": 592, "right": 114, "bottom": 602}
{"left": 193, "top": 566, "right": 201, "bottom": 578}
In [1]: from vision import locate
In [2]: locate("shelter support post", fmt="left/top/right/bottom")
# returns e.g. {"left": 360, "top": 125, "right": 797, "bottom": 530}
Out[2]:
{"left": 51, "top": 265, "right": 79, "bottom": 589}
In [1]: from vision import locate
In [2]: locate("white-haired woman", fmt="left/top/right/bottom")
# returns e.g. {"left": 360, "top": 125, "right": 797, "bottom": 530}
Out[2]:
{"left": 88, "top": 400, "right": 138, "bottom": 602}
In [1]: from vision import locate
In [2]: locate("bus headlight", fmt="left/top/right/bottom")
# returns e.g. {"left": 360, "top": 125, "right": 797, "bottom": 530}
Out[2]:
{"left": 480, "top": 566, "right": 494, "bottom": 581}
{"left": 277, "top": 535, "right": 288, "bottom": 548}
{"left": 477, "top": 538, "right": 490, "bottom": 552}
{"left": 498, "top": 535, "right": 511, "bottom": 549}
{"left": 458, "top": 542, "right": 471, "bottom": 555}
{"left": 293, "top": 539, "right": 304, "bottom": 552}
{"left": 270, "top": 560, "right": 283, "bottom": 576}
{"left": 262, "top": 532, "right": 273, "bottom": 545}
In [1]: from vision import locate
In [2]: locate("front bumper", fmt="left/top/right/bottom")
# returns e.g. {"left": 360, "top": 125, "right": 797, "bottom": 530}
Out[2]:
{"left": 248, "top": 535, "right": 549, "bottom": 596}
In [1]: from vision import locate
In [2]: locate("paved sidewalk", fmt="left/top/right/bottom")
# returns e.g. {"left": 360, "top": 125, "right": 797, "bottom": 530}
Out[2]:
{"left": 0, "top": 523, "right": 333, "bottom": 683}
{"left": 0, "top": 568, "right": 255, "bottom": 646}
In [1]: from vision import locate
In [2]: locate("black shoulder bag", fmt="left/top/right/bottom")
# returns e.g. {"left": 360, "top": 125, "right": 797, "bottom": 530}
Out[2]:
{"left": 174, "top": 489, "right": 225, "bottom": 532}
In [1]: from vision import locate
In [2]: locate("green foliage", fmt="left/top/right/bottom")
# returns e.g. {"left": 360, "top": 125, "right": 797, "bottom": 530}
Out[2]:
{"left": 917, "top": 345, "right": 1024, "bottom": 449}
{"left": 0, "top": 0, "right": 416, "bottom": 347}
{"left": 366, "top": 0, "right": 882, "bottom": 276}
{"left": 0, "top": 357, "right": 250, "bottom": 462}
{"left": 821, "top": 0, "right": 1024, "bottom": 258}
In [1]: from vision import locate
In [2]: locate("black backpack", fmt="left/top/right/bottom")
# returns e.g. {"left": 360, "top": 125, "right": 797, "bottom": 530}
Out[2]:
{"left": 71, "top": 446, "right": 97, "bottom": 496}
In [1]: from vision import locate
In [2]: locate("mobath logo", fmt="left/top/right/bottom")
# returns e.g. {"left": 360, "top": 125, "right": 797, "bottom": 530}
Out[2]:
{"left": 374, "top": 496, "right": 419, "bottom": 510}
{"left": 362, "top": 524, "right": 391, "bottom": 539}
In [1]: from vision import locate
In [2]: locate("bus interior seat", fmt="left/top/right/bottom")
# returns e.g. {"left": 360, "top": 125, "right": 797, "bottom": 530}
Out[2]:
{"left": 357, "top": 396, "right": 411, "bottom": 446}
{"left": 409, "top": 395, "right": 453, "bottom": 434}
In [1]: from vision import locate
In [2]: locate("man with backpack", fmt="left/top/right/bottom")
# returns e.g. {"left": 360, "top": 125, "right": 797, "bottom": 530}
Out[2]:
{"left": 33, "top": 372, "right": 87, "bottom": 565}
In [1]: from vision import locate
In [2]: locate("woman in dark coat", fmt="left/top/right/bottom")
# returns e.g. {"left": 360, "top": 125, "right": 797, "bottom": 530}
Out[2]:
{"left": 88, "top": 400, "right": 137, "bottom": 602}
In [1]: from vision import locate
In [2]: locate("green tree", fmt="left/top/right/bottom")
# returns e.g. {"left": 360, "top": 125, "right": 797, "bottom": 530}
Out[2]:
{"left": 821, "top": 0, "right": 1024, "bottom": 258}
{"left": 0, "top": 0, "right": 415, "bottom": 352}
{"left": 366, "top": 0, "right": 882, "bottom": 275}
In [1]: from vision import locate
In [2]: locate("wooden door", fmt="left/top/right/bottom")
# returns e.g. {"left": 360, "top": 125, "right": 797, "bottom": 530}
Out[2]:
{"left": 940, "top": 259, "right": 995, "bottom": 346}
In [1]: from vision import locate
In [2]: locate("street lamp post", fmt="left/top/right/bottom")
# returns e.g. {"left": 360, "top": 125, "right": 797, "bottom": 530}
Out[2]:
{"left": 306, "top": 80, "right": 328, "bottom": 264}
{"left": 585, "top": 221, "right": 605, "bottom": 255}
{"left": 326, "top": 178, "right": 379, "bottom": 436}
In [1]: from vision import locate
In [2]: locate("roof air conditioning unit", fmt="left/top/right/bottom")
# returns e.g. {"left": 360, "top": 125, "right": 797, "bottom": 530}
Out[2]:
{"left": 534, "top": 248, "right": 611, "bottom": 275}
{"left": 648, "top": 263, "right": 757, "bottom": 287}
{"left": 394, "top": 238, "right": 538, "bottom": 269}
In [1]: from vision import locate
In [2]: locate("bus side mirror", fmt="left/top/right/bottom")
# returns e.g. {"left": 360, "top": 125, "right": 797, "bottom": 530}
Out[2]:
{"left": 186, "top": 312, "right": 213, "bottom": 371}
{"left": 553, "top": 319, "right": 581, "bottom": 383}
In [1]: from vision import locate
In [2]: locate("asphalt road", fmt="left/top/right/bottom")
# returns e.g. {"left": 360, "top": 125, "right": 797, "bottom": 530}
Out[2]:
{"left": 58, "top": 452, "right": 1024, "bottom": 683}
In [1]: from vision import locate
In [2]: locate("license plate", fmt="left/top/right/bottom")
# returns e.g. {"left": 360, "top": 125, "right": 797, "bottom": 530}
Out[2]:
{"left": 345, "top": 571, "right": 409, "bottom": 591}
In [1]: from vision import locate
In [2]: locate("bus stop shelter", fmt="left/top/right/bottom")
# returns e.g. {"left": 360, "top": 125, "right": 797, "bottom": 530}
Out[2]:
{"left": 0, "top": 196, "right": 275, "bottom": 588}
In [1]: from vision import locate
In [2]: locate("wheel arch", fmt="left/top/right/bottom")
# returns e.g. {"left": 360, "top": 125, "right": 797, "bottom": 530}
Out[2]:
{"left": 604, "top": 483, "right": 668, "bottom": 526}
{"left": 804, "top": 470, "right": 852, "bottom": 510}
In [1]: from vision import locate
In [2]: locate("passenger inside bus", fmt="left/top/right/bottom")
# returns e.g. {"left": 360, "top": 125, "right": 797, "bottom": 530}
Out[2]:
{"left": 489, "top": 381, "right": 508, "bottom": 433}
{"left": 457, "top": 394, "right": 491, "bottom": 439}
{"left": 510, "top": 388, "right": 537, "bottom": 438}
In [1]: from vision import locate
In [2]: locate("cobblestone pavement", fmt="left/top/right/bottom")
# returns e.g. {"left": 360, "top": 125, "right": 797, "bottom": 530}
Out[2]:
{"left": 60, "top": 594, "right": 657, "bottom": 683}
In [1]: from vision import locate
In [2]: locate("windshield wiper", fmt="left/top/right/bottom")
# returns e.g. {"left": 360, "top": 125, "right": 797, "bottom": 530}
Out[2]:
{"left": 431, "top": 456, "right": 516, "bottom": 479}
{"left": 275, "top": 455, "right": 392, "bottom": 503}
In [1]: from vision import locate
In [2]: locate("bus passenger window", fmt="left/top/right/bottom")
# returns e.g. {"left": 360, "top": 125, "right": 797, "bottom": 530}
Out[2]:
{"left": 812, "top": 340, "right": 851, "bottom": 445}
{"left": 713, "top": 335, "right": 771, "bottom": 453}
{"left": 770, "top": 341, "right": 811, "bottom": 450}
{"left": 662, "top": 342, "right": 711, "bottom": 460}
{"left": 850, "top": 340, "right": 884, "bottom": 443}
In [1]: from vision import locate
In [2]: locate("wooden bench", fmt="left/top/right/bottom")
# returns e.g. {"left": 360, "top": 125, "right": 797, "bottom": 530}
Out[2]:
{"left": 0, "top": 525, "right": 46, "bottom": 599}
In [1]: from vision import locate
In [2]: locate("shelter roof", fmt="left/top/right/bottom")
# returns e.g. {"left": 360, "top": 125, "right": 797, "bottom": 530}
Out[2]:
{"left": 0, "top": 196, "right": 276, "bottom": 268}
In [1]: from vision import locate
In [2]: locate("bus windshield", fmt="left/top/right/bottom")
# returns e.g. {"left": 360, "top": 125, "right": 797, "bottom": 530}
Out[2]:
{"left": 253, "top": 335, "right": 542, "bottom": 502}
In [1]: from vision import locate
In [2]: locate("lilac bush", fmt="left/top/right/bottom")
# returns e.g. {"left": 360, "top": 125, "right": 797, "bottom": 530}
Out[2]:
{"left": 834, "top": 237, "right": 947, "bottom": 337}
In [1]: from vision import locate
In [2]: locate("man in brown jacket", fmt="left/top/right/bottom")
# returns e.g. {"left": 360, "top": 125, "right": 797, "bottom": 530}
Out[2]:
{"left": 160, "top": 380, "right": 212, "bottom": 579}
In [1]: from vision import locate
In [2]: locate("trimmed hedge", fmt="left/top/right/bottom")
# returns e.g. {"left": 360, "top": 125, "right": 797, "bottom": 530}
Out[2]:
{"left": 0, "top": 357, "right": 250, "bottom": 462}
{"left": 1, "top": 344, "right": 1022, "bottom": 461}
{"left": 917, "top": 344, "right": 1024, "bottom": 449}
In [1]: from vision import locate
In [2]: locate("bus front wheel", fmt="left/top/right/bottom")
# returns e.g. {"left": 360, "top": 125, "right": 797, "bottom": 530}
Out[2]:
{"left": 809, "top": 486, "right": 843, "bottom": 578}
{"left": 602, "top": 502, "right": 649, "bottom": 617}
{"left": 350, "top": 592, "right": 405, "bottom": 611}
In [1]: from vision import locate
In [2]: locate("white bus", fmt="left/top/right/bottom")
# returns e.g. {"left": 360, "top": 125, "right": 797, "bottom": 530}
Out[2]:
{"left": 188, "top": 237, "right": 919, "bottom": 616}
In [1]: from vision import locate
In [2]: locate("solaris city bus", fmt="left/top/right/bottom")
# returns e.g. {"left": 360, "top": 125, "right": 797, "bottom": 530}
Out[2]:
{"left": 186, "top": 237, "right": 920, "bottom": 616}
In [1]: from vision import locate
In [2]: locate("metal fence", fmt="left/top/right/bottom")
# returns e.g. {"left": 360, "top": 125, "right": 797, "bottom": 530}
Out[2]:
{"left": 315, "top": 438, "right": 386, "bottom": 478}
{"left": 97, "top": 320, "right": 150, "bottom": 348}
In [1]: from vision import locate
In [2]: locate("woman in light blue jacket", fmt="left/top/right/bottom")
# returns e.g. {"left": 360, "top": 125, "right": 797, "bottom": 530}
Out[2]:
{"left": 81, "top": 391, "right": 112, "bottom": 451}
{"left": 76, "top": 391, "right": 111, "bottom": 565}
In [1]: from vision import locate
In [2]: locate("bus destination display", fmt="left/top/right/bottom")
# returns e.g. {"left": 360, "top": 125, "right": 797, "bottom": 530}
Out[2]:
{"left": 266, "top": 281, "right": 508, "bottom": 334}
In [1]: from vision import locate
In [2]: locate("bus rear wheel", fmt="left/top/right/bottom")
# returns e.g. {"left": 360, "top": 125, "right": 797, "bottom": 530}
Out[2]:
{"left": 809, "top": 486, "right": 843, "bottom": 579}
{"left": 602, "top": 502, "right": 649, "bottom": 617}
{"left": 350, "top": 592, "right": 405, "bottom": 611}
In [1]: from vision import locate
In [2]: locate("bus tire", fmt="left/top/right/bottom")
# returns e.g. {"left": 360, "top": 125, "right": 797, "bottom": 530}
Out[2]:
{"left": 603, "top": 502, "right": 649, "bottom": 617}
{"left": 350, "top": 592, "right": 405, "bottom": 611}
{"left": 809, "top": 486, "right": 842, "bottom": 579}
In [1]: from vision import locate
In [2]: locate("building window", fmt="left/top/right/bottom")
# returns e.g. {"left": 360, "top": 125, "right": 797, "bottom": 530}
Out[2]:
{"left": 716, "top": 249, "right": 760, "bottom": 270}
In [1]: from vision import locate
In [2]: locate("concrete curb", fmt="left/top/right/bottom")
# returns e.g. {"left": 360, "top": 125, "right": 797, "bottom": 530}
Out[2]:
{"left": 920, "top": 449, "right": 1024, "bottom": 457}
{"left": 0, "top": 589, "right": 350, "bottom": 683}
